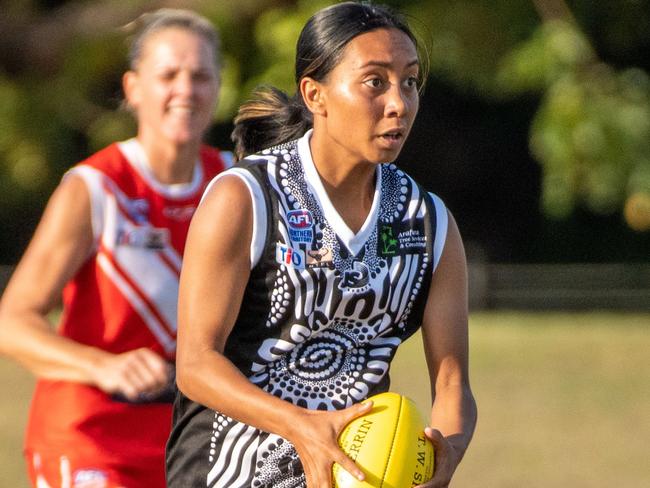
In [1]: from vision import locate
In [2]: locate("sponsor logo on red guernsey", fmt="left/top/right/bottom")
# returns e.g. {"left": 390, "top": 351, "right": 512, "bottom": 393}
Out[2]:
{"left": 163, "top": 205, "right": 196, "bottom": 221}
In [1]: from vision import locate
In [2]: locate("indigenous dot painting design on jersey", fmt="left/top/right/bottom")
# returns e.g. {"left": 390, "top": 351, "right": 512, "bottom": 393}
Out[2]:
{"left": 205, "top": 138, "right": 439, "bottom": 488}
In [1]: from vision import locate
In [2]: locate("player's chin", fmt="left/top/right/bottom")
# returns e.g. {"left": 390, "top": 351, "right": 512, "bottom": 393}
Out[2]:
{"left": 165, "top": 118, "right": 210, "bottom": 143}
{"left": 164, "top": 129, "right": 203, "bottom": 147}
{"left": 374, "top": 149, "right": 404, "bottom": 165}
{"left": 372, "top": 140, "right": 406, "bottom": 163}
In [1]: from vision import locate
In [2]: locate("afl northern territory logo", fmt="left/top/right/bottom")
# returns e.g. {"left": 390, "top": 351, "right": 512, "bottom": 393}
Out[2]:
{"left": 287, "top": 209, "right": 314, "bottom": 244}
{"left": 287, "top": 209, "right": 313, "bottom": 229}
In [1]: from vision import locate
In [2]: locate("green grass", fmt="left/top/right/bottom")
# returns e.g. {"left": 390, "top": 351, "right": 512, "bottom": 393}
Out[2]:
{"left": 392, "top": 312, "right": 650, "bottom": 488}
{"left": 0, "top": 357, "right": 34, "bottom": 488}
{"left": 1, "top": 312, "right": 649, "bottom": 487}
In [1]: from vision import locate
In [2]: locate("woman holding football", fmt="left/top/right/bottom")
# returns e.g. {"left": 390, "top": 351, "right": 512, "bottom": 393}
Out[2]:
{"left": 167, "top": 3, "right": 476, "bottom": 488}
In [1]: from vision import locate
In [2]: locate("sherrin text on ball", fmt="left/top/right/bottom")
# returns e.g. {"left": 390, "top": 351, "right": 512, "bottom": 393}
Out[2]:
{"left": 333, "top": 392, "right": 434, "bottom": 488}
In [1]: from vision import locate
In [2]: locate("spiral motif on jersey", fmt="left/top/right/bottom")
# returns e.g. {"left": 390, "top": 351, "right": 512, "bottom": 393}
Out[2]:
{"left": 251, "top": 321, "right": 399, "bottom": 410}
{"left": 285, "top": 327, "right": 353, "bottom": 381}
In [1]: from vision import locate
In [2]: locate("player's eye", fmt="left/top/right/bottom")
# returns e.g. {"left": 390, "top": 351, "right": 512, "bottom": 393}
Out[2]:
{"left": 406, "top": 76, "right": 418, "bottom": 87}
{"left": 364, "top": 77, "right": 384, "bottom": 89}
{"left": 192, "top": 71, "right": 212, "bottom": 82}
{"left": 159, "top": 70, "right": 177, "bottom": 81}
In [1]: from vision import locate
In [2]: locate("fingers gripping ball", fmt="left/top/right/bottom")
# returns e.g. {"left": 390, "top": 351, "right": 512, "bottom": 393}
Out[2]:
{"left": 334, "top": 392, "right": 434, "bottom": 487}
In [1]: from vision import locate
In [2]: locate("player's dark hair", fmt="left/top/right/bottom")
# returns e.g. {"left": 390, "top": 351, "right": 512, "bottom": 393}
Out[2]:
{"left": 231, "top": 1, "right": 425, "bottom": 160}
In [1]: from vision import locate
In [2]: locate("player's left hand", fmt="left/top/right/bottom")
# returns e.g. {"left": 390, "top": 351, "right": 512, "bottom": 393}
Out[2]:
{"left": 414, "top": 427, "right": 463, "bottom": 488}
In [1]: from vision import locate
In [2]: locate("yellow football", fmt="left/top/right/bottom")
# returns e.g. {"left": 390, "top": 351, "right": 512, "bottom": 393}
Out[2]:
{"left": 333, "top": 392, "right": 434, "bottom": 488}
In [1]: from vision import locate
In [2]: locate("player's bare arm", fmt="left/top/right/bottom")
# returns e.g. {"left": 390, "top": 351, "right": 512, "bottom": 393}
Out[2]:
{"left": 0, "top": 174, "right": 169, "bottom": 399}
{"left": 418, "top": 212, "right": 477, "bottom": 488}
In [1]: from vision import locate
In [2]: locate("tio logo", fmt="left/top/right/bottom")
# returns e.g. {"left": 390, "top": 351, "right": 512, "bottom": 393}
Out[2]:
{"left": 276, "top": 243, "right": 305, "bottom": 269}
{"left": 287, "top": 210, "right": 313, "bottom": 229}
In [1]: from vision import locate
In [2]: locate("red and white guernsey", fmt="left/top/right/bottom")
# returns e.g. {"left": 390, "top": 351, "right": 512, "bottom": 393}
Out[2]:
{"left": 25, "top": 139, "right": 227, "bottom": 480}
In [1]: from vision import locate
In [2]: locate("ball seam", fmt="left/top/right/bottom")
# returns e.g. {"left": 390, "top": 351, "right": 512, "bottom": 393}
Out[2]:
{"left": 379, "top": 394, "right": 403, "bottom": 488}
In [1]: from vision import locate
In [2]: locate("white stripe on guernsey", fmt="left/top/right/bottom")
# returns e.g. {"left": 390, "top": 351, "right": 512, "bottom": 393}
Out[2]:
{"left": 302, "top": 276, "right": 316, "bottom": 317}
{"left": 35, "top": 475, "right": 51, "bottom": 488}
{"left": 323, "top": 271, "right": 340, "bottom": 318}
{"left": 160, "top": 246, "right": 182, "bottom": 274}
{"left": 389, "top": 254, "right": 413, "bottom": 313}
{"left": 117, "top": 138, "right": 205, "bottom": 199}
{"left": 404, "top": 251, "right": 421, "bottom": 303}
{"left": 103, "top": 176, "right": 182, "bottom": 272}
{"left": 233, "top": 434, "right": 268, "bottom": 486}
{"left": 213, "top": 427, "right": 257, "bottom": 487}
{"left": 111, "top": 242, "right": 181, "bottom": 332}
{"left": 229, "top": 432, "right": 262, "bottom": 488}
{"left": 393, "top": 256, "right": 415, "bottom": 317}
{"left": 59, "top": 456, "right": 71, "bottom": 488}
{"left": 362, "top": 360, "right": 389, "bottom": 383}
{"left": 32, "top": 453, "right": 53, "bottom": 488}
{"left": 428, "top": 192, "right": 449, "bottom": 271}
{"left": 369, "top": 347, "right": 396, "bottom": 357}
{"left": 68, "top": 163, "right": 186, "bottom": 275}
{"left": 99, "top": 188, "right": 182, "bottom": 330}
{"left": 207, "top": 423, "right": 257, "bottom": 486}
{"left": 97, "top": 254, "right": 176, "bottom": 354}
{"left": 298, "top": 129, "right": 382, "bottom": 256}
{"left": 63, "top": 165, "right": 105, "bottom": 246}
{"left": 407, "top": 188, "right": 422, "bottom": 216}
{"left": 202, "top": 168, "right": 268, "bottom": 269}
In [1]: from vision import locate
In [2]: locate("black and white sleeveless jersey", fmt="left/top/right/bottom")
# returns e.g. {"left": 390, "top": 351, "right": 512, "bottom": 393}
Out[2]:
{"left": 166, "top": 130, "right": 449, "bottom": 488}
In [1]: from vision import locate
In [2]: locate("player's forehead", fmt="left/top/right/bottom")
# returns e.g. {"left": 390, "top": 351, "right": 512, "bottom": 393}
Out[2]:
{"left": 137, "top": 28, "right": 216, "bottom": 69}
{"left": 336, "top": 28, "right": 419, "bottom": 74}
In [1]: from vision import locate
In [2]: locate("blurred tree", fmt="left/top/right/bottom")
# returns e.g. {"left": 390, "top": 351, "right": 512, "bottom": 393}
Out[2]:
{"left": 1, "top": 0, "right": 649, "bottom": 264}
{"left": 498, "top": 1, "right": 650, "bottom": 232}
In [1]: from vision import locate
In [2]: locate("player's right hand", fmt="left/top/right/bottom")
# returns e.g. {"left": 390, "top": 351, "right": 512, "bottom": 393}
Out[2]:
{"left": 288, "top": 400, "right": 373, "bottom": 488}
{"left": 91, "top": 347, "right": 172, "bottom": 401}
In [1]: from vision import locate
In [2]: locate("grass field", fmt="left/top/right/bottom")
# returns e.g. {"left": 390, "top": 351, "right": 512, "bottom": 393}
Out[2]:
{"left": 1, "top": 311, "right": 649, "bottom": 487}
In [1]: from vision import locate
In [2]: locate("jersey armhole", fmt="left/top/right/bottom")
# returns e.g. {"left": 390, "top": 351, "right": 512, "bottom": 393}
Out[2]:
{"left": 428, "top": 192, "right": 449, "bottom": 273}
{"left": 203, "top": 169, "right": 267, "bottom": 269}
{"left": 63, "top": 165, "right": 105, "bottom": 247}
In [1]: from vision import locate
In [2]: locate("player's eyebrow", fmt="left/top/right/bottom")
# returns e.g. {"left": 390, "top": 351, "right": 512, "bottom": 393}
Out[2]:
{"left": 357, "top": 59, "right": 419, "bottom": 70}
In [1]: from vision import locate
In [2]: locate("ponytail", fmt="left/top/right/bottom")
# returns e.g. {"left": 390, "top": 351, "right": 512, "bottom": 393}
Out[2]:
{"left": 231, "top": 86, "right": 313, "bottom": 160}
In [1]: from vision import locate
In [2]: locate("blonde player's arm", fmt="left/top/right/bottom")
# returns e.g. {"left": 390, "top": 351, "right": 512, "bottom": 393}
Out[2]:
{"left": 417, "top": 212, "right": 477, "bottom": 488}
{"left": 0, "top": 174, "right": 169, "bottom": 400}
{"left": 175, "top": 174, "right": 372, "bottom": 488}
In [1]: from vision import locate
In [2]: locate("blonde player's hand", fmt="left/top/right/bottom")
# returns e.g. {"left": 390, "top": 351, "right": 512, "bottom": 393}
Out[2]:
{"left": 91, "top": 347, "right": 172, "bottom": 401}
{"left": 288, "top": 400, "right": 373, "bottom": 488}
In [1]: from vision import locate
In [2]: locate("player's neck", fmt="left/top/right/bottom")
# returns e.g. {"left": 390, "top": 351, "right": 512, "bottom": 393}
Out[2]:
{"left": 309, "top": 131, "right": 377, "bottom": 233}
{"left": 136, "top": 135, "right": 200, "bottom": 185}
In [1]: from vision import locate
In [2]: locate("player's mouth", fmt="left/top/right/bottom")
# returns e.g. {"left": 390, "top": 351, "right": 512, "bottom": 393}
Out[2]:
{"left": 167, "top": 104, "right": 194, "bottom": 115}
{"left": 378, "top": 129, "right": 405, "bottom": 147}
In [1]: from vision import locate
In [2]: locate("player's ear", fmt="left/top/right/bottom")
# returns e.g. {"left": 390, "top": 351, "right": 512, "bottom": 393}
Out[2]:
{"left": 300, "top": 77, "right": 326, "bottom": 116}
{"left": 122, "top": 71, "right": 141, "bottom": 110}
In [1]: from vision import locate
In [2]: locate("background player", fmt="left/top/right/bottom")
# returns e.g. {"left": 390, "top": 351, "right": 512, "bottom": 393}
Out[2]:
{"left": 0, "top": 8, "right": 227, "bottom": 488}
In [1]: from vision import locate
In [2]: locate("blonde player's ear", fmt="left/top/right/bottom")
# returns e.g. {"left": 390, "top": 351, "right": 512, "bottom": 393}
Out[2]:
{"left": 122, "top": 71, "right": 141, "bottom": 110}
{"left": 300, "top": 77, "right": 326, "bottom": 116}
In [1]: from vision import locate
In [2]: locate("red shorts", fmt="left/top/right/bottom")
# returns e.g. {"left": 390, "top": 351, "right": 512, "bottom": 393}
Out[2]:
{"left": 24, "top": 449, "right": 166, "bottom": 488}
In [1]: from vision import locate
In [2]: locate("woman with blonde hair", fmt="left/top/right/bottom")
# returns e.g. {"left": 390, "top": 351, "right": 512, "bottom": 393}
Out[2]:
{"left": 0, "top": 8, "right": 228, "bottom": 487}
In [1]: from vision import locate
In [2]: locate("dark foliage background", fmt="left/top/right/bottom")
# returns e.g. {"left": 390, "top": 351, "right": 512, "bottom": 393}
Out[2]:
{"left": 1, "top": 0, "right": 649, "bottom": 264}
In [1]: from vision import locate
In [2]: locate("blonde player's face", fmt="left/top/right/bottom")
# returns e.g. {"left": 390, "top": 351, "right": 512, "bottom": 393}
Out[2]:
{"left": 317, "top": 27, "right": 419, "bottom": 164}
{"left": 125, "top": 28, "right": 219, "bottom": 146}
